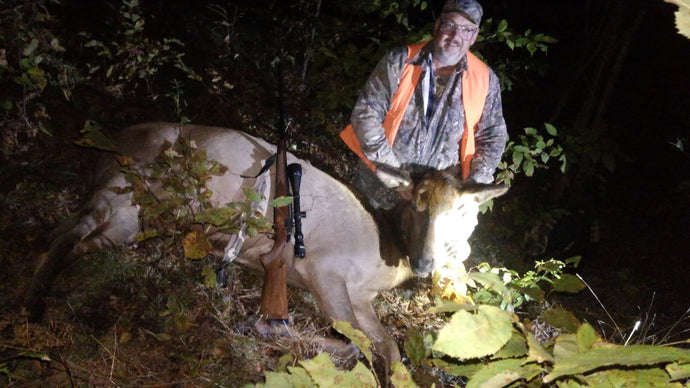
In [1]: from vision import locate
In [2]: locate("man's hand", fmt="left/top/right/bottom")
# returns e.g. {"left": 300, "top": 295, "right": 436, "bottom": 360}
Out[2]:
{"left": 375, "top": 163, "right": 412, "bottom": 189}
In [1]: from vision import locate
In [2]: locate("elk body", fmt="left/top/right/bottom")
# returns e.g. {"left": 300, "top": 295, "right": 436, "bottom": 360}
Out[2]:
{"left": 24, "top": 122, "right": 508, "bottom": 373}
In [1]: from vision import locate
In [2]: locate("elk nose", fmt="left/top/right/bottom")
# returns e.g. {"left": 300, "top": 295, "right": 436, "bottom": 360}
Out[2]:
{"left": 412, "top": 256, "right": 434, "bottom": 277}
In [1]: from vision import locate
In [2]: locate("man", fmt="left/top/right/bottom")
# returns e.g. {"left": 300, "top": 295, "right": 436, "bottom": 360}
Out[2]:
{"left": 341, "top": 0, "right": 508, "bottom": 210}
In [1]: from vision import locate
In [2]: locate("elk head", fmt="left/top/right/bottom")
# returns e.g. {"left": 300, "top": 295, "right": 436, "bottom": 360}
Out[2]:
{"left": 402, "top": 167, "right": 508, "bottom": 277}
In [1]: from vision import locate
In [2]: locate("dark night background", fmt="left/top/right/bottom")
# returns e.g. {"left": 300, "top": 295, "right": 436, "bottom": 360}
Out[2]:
{"left": 490, "top": 0, "right": 690, "bottom": 323}
{"left": 1, "top": 0, "right": 689, "bottom": 384}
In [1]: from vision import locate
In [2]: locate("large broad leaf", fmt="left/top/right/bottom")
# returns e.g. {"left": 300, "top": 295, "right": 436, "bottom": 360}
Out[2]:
{"left": 552, "top": 273, "right": 586, "bottom": 293}
{"left": 583, "top": 367, "right": 685, "bottom": 387}
{"left": 261, "top": 366, "right": 314, "bottom": 387}
{"left": 182, "top": 230, "right": 212, "bottom": 259}
{"left": 467, "top": 359, "right": 522, "bottom": 388}
{"left": 544, "top": 344, "right": 690, "bottom": 383}
{"left": 300, "top": 353, "right": 376, "bottom": 387}
{"left": 466, "top": 358, "right": 543, "bottom": 388}
{"left": 432, "top": 305, "right": 513, "bottom": 360}
{"left": 491, "top": 329, "right": 528, "bottom": 360}
{"left": 541, "top": 307, "right": 580, "bottom": 333}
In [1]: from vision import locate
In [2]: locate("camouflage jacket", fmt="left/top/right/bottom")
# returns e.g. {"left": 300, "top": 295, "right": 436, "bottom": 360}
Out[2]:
{"left": 349, "top": 40, "right": 508, "bottom": 184}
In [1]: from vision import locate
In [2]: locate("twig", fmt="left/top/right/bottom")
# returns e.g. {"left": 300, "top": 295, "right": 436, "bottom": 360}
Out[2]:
{"left": 658, "top": 306, "right": 690, "bottom": 345}
{"left": 576, "top": 273, "right": 625, "bottom": 340}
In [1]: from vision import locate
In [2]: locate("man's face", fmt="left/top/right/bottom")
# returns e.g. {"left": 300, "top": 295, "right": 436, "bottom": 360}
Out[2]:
{"left": 433, "top": 12, "right": 479, "bottom": 66}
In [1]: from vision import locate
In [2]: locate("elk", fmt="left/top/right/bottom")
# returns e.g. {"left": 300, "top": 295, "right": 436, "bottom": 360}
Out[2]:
{"left": 24, "top": 122, "right": 508, "bottom": 374}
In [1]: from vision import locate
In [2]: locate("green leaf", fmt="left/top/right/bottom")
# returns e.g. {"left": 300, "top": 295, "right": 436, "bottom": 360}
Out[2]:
{"left": 565, "top": 256, "right": 582, "bottom": 267}
{"left": 583, "top": 367, "right": 684, "bottom": 388}
{"left": 432, "top": 305, "right": 513, "bottom": 360}
{"left": 195, "top": 206, "right": 239, "bottom": 226}
{"left": 182, "top": 230, "right": 212, "bottom": 259}
{"left": 135, "top": 229, "right": 158, "bottom": 241}
{"left": 523, "top": 160, "right": 535, "bottom": 176}
{"left": 17, "top": 351, "right": 51, "bottom": 362}
{"left": 512, "top": 284, "right": 545, "bottom": 302}
{"left": 522, "top": 328, "right": 555, "bottom": 364}
{"left": 333, "top": 321, "right": 373, "bottom": 364}
{"left": 75, "top": 121, "right": 119, "bottom": 152}
{"left": 468, "top": 271, "right": 513, "bottom": 308}
{"left": 544, "top": 345, "right": 690, "bottom": 383}
{"left": 666, "top": 362, "right": 690, "bottom": 381}
{"left": 553, "top": 334, "right": 579, "bottom": 361}
{"left": 426, "top": 300, "right": 474, "bottom": 314}
{"left": 576, "top": 323, "right": 597, "bottom": 352}
{"left": 202, "top": 266, "right": 216, "bottom": 289}
{"left": 559, "top": 155, "right": 567, "bottom": 173}
{"left": 403, "top": 329, "right": 428, "bottom": 366}
{"left": 243, "top": 186, "right": 261, "bottom": 202}
{"left": 542, "top": 307, "right": 580, "bottom": 333}
{"left": 514, "top": 144, "right": 530, "bottom": 153}
{"left": 466, "top": 358, "right": 543, "bottom": 388}
{"left": 432, "top": 358, "right": 482, "bottom": 378}
{"left": 552, "top": 274, "right": 586, "bottom": 293}
{"left": 271, "top": 195, "right": 294, "bottom": 207}
{"left": 300, "top": 353, "right": 376, "bottom": 387}
{"left": 512, "top": 150, "right": 524, "bottom": 166}
{"left": 497, "top": 19, "right": 508, "bottom": 33}
{"left": 390, "top": 361, "right": 418, "bottom": 387}
{"left": 151, "top": 332, "right": 172, "bottom": 341}
{"left": 261, "top": 366, "right": 315, "bottom": 387}
{"left": 492, "top": 330, "right": 528, "bottom": 360}
{"left": 544, "top": 122, "right": 558, "bottom": 136}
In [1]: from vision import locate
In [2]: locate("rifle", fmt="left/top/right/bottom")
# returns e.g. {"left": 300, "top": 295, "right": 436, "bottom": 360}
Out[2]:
{"left": 258, "top": 63, "right": 290, "bottom": 322}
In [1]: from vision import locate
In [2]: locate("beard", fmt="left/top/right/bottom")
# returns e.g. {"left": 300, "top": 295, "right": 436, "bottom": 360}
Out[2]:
{"left": 433, "top": 37, "right": 469, "bottom": 67}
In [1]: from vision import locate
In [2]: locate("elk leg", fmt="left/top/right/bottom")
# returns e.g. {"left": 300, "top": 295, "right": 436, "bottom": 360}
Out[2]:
{"left": 302, "top": 274, "right": 362, "bottom": 358}
{"left": 24, "top": 201, "right": 137, "bottom": 321}
{"left": 24, "top": 232, "right": 81, "bottom": 321}
{"left": 351, "top": 297, "right": 400, "bottom": 377}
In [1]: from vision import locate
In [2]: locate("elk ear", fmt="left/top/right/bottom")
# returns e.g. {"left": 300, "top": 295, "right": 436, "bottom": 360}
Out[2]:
{"left": 414, "top": 181, "right": 430, "bottom": 211}
{"left": 468, "top": 184, "right": 509, "bottom": 204}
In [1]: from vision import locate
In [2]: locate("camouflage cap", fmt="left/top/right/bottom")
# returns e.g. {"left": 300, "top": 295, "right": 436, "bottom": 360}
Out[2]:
{"left": 441, "top": 0, "right": 483, "bottom": 26}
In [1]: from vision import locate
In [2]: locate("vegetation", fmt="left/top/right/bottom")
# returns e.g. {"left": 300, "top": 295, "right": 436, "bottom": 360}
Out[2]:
{"left": 1, "top": 0, "right": 688, "bottom": 386}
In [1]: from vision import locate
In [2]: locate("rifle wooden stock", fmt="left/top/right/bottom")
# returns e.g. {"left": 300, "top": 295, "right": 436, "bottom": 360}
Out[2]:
{"left": 259, "top": 137, "right": 289, "bottom": 320}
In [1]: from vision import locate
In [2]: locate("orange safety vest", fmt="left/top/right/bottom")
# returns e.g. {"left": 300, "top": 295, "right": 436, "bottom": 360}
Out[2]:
{"left": 340, "top": 41, "right": 490, "bottom": 180}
